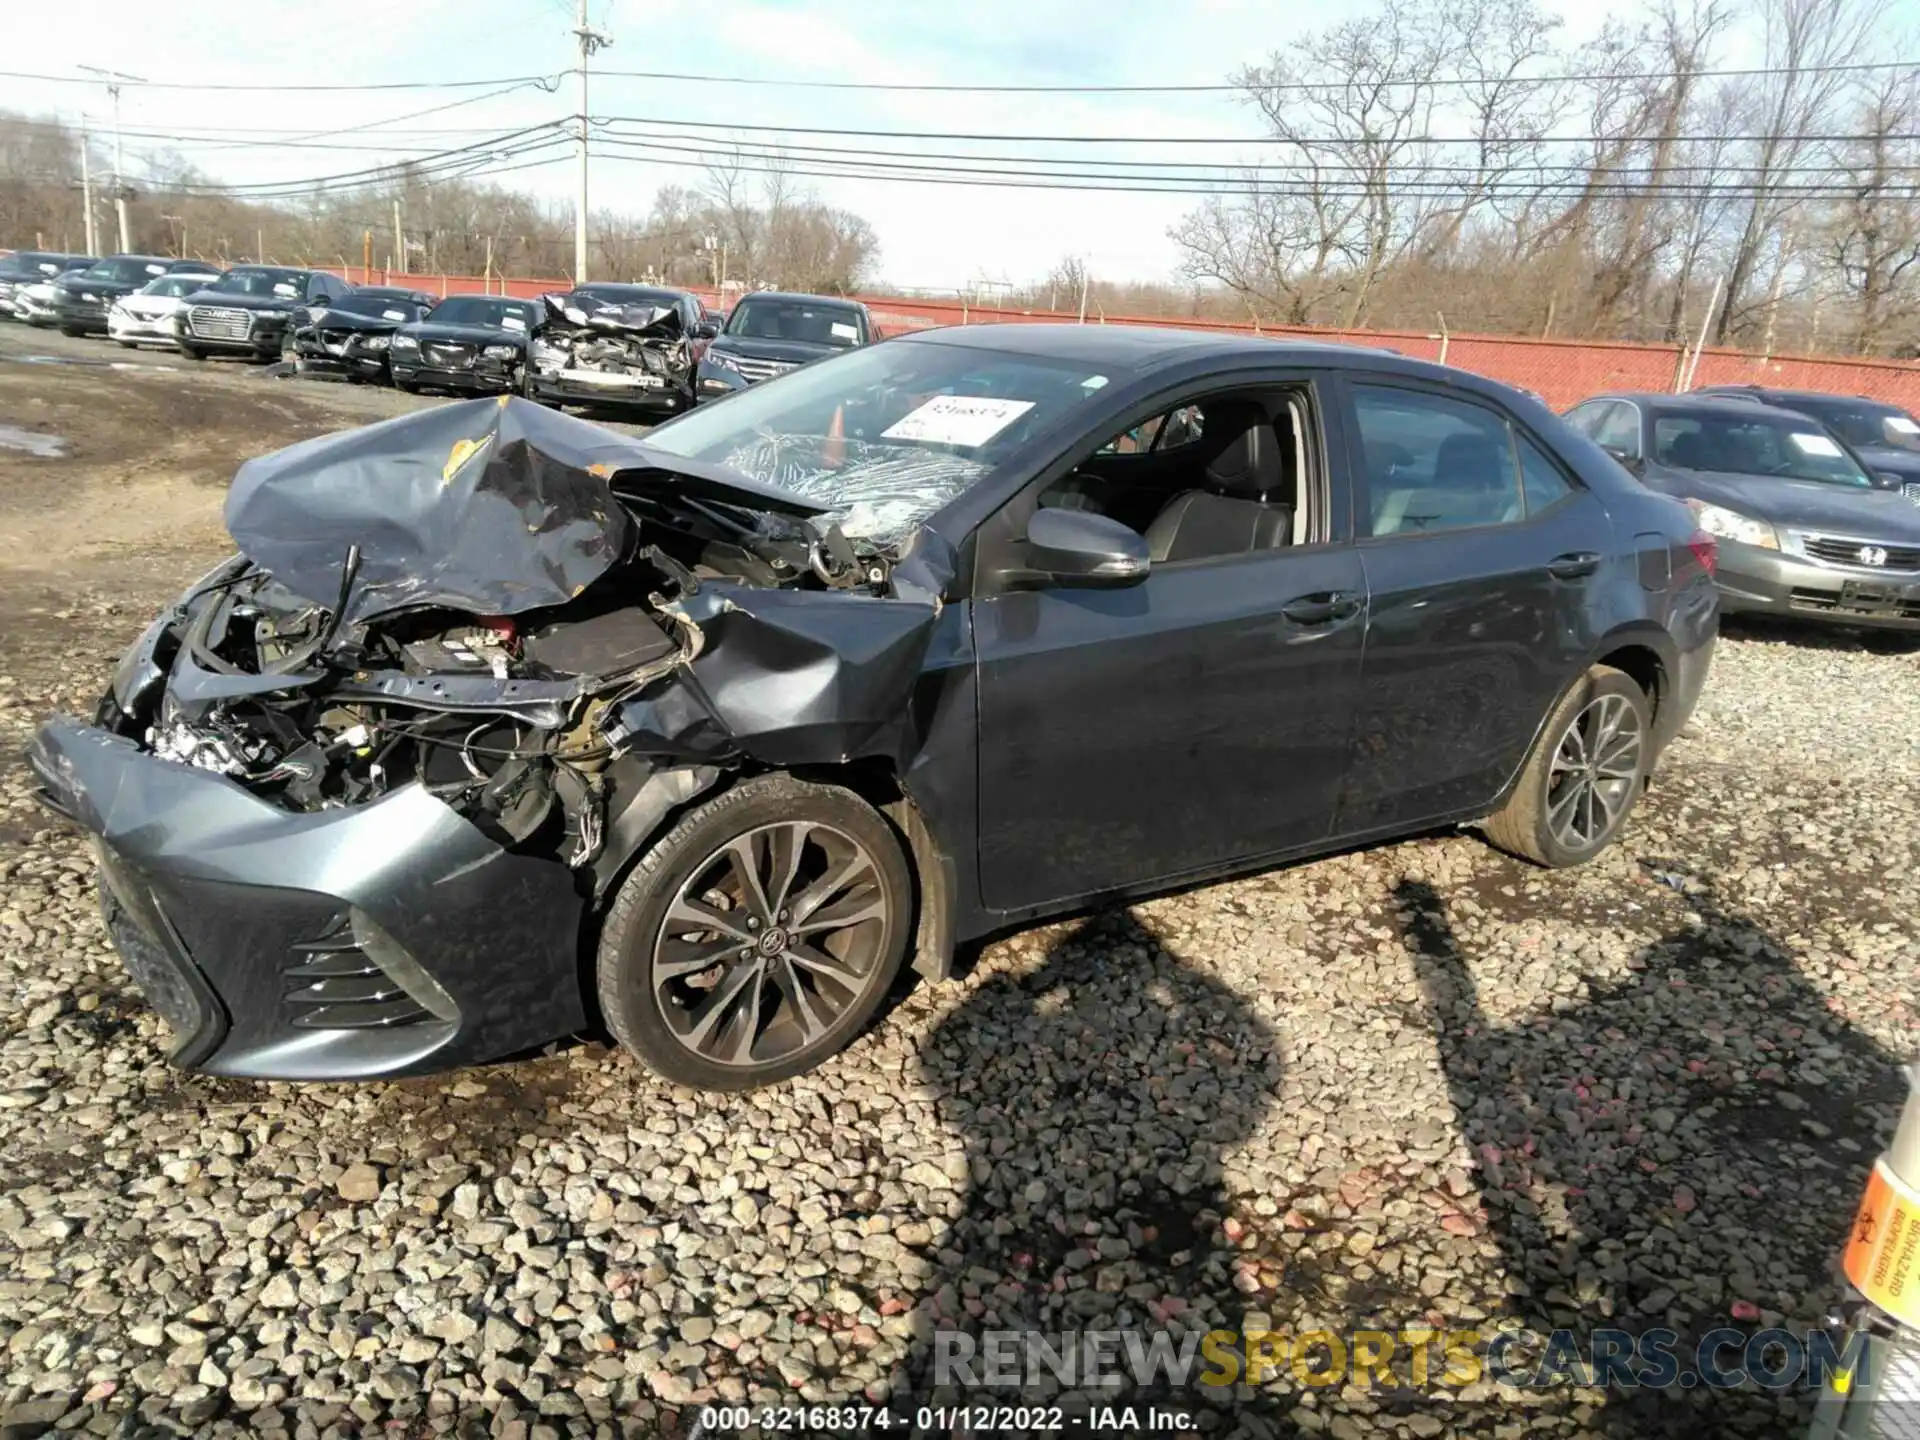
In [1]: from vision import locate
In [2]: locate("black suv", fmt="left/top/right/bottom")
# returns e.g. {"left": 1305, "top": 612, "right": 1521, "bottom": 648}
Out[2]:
{"left": 1696, "top": 385, "right": 1920, "bottom": 497}
{"left": 696, "top": 291, "right": 873, "bottom": 399}
{"left": 177, "top": 267, "right": 355, "bottom": 361}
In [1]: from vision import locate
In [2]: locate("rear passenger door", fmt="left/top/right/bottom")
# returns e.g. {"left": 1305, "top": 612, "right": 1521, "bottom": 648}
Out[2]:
{"left": 1335, "top": 377, "right": 1616, "bottom": 832}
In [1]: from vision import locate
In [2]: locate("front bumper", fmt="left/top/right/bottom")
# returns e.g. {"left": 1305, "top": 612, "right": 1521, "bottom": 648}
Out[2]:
{"left": 108, "top": 312, "right": 176, "bottom": 344}
{"left": 26, "top": 716, "right": 589, "bottom": 1080}
{"left": 292, "top": 340, "right": 390, "bottom": 380}
{"left": 528, "top": 369, "right": 689, "bottom": 413}
{"left": 1717, "top": 542, "right": 1920, "bottom": 631}
{"left": 52, "top": 296, "right": 110, "bottom": 332}
{"left": 390, "top": 360, "right": 515, "bottom": 393}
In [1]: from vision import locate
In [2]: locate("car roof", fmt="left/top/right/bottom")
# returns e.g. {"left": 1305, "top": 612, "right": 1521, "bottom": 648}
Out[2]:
{"left": 1583, "top": 391, "right": 1836, "bottom": 420}
{"left": 577, "top": 282, "right": 686, "bottom": 297}
{"left": 893, "top": 321, "right": 1453, "bottom": 379}
{"left": 1701, "top": 384, "right": 1902, "bottom": 410}
{"left": 732, "top": 291, "right": 865, "bottom": 309}
{"left": 353, "top": 285, "right": 432, "bottom": 298}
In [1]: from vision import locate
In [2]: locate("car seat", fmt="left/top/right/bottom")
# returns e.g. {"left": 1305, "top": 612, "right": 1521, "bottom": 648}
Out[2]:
{"left": 1142, "top": 401, "right": 1294, "bottom": 562}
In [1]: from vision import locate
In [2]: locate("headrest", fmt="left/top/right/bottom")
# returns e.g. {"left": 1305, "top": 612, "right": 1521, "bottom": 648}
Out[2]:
{"left": 1200, "top": 400, "right": 1283, "bottom": 498}
{"left": 1435, "top": 432, "right": 1508, "bottom": 493}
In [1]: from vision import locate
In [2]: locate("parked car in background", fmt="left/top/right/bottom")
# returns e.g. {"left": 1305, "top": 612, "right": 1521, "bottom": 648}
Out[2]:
{"left": 50, "top": 256, "right": 212, "bottom": 337}
{"left": 289, "top": 289, "right": 434, "bottom": 383}
{"left": 177, "top": 266, "right": 354, "bottom": 362}
{"left": 1567, "top": 391, "right": 1920, "bottom": 632}
{"left": 0, "top": 252, "right": 91, "bottom": 319}
{"left": 13, "top": 257, "right": 96, "bottom": 325}
{"left": 388, "top": 295, "right": 540, "bottom": 394}
{"left": 30, "top": 328, "right": 1717, "bottom": 1087}
{"left": 107, "top": 268, "right": 225, "bottom": 348}
{"left": 525, "top": 284, "right": 713, "bottom": 415}
{"left": 1696, "top": 385, "right": 1920, "bottom": 497}
{"left": 696, "top": 291, "right": 872, "bottom": 400}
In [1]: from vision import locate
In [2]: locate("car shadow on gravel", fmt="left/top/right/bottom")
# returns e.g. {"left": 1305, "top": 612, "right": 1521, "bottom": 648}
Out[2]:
{"left": 893, "top": 907, "right": 1302, "bottom": 1426}
{"left": 1398, "top": 869, "right": 1904, "bottom": 1438}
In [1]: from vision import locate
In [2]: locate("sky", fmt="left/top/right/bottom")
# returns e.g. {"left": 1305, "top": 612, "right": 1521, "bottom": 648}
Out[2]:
{"left": 5, "top": 0, "right": 1694, "bottom": 291}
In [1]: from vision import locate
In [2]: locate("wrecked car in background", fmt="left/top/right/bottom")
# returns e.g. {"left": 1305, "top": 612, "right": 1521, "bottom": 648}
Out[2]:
{"left": 31, "top": 326, "right": 1717, "bottom": 1091}
{"left": 290, "top": 288, "right": 435, "bottom": 383}
{"left": 388, "top": 295, "right": 539, "bottom": 395}
{"left": 525, "top": 283, "right": 714, "bottom": 416}
{"left": 0, "top": 251, "right": 92, "bottom": 319}
{"left": 696, "top": 291, "right": 873, "bottom": 401}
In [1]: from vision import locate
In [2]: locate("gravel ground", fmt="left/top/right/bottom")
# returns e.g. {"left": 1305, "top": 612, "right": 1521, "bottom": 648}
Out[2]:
{"left": 1, "top": 336, "right": 1917, "bottom": 1438}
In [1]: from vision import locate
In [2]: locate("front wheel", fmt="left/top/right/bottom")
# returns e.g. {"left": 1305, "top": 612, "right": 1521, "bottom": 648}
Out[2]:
{"left": 177, "top": 342, "right": 205, "bottom": 362}
{"left": 595, "top": 774, "right": 913, "bottom": 1090}
{"left": 1483, "top": 664, "right": 1651, "bottom": 867}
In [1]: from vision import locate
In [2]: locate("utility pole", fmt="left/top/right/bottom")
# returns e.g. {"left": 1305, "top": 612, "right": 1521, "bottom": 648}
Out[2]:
{"left": 393, "top": 199, "right": 404, "bottom": 276}
{"left": 78, "top": 66, "right": 144, "bottom": 253}
{"left": 79, "top": 124, "right": 97, "bottom": 256}
{"left": 572, "top": 0, "right": 611, "bottom": 284}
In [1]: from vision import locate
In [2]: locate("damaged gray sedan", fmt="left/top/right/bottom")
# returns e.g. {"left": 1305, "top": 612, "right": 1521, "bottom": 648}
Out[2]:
{"left": 29, "top": 325, "right": 1716, "bottom": 1089}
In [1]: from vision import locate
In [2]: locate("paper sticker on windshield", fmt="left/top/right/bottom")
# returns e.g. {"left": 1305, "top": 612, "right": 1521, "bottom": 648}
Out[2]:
{"left": 882, "top": 395, "right": 1036, "bottom": 447}
{"left": 1082, "top": 374, "right": 1109, "bottom": 389}
{"left": 383, "top": 308, "right": 408, "bottom": 321}
{"left": 145, "top": 264, "right": 165, "bottom": 275}
{"left": 501, "top": 315, "right": 527, "bottom": 331}
{"left": 1790, "top": 432, "right": 1842, "bottom": 457}
{"left": 273, "top": 283, "right": 298, "bottom": 297}
{"left": 830, "top": 321, "right": 859, "bottom": 341}
{"left": 1889, "top": 415, "right": 1920, "bottom": 435}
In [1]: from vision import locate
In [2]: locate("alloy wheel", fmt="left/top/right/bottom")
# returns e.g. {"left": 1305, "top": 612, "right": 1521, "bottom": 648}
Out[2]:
{"left": 1545, "top": 692, "right": 1644, "bottom": 851}
{"left": 650, "top": 821, "right": 891, "bottom": 1068}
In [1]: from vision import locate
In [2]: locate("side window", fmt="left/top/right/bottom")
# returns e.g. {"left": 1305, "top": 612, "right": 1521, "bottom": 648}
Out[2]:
{"left": 1592, "top": 403, "right": 1641, "bottom": 457}
{"left": 1096, "top": 404, "right": 1205, "bottom": 457}
{"left": 1354, "top": 385, "right": 1523, "bottom": 536}
{"left": 1563, "top": 402, "right": 1607, "bottom": 438}
{"left": 1517, "top": 436, "right": 1575, "bottom": 514}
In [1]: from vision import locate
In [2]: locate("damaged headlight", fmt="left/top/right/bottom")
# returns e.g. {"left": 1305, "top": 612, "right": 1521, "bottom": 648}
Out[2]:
{"left": 530, "top": 339, "right": 568, "bottom": 371}
{"left": 364, "top": 335, "right": 391, "bottom": 350}
{"left": 482, "top": 344, "right": 520, "bottom": 360}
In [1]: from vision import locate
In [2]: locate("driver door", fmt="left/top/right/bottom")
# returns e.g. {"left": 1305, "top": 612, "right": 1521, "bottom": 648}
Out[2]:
{"left": 969, "top": 379, "right": 1368, "bottom": 912}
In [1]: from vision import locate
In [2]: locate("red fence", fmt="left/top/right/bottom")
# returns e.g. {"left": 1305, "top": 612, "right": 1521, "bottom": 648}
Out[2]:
{"left": 339, "top": 267, "right": 1920, "bottom": 414}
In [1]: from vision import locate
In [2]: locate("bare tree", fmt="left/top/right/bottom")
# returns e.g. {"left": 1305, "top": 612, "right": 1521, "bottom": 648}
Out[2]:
{"left": 1825, "top": 71, "right": 1920, "bottom": 352}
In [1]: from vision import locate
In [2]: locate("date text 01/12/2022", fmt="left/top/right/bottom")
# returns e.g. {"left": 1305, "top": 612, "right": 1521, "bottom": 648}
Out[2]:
{"left": 692, "top": 1405, "right": 1198, "bottom": 1433}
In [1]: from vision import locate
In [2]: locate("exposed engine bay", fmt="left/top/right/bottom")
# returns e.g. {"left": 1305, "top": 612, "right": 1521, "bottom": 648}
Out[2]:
{"left": 101, "top": 397, "right": 953, "bottom": 876}
{"left": 527, "top": 292, "right": 693, "bottom": 398}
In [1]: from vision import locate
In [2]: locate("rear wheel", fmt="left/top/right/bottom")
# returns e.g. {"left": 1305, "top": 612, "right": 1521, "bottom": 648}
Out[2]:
{"left": 177, "top": 342, "right": 205, "bottom": 362}
{"left": 116, "top": 340, "right": 137, "bottom": 350}
{"left": 1483, "top": 665, "right": 1651, "bottom": 867}
{"left": 596, "top": 774, "right": 913, "bottom": 1090}
{"left": 59, "top": 324, "right": 83, "bottom": 338}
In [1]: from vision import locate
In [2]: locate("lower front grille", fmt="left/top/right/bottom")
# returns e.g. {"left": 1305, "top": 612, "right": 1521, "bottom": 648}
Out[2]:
{"left": 732, "top": 355, "right": 798, "bottom": 383}
{"left": 1903, "top": 481, "right": 1920, "bottom": 505}
{"left": 1790, "top": 586, "right": 1920, "bottom": 619}
{"left": 283, "top": 915, "right": 456, "bottom": 1030}
{"left": 1801, "top": 534, "right": 1920, "bottom": 570}
{"left": 95, "top": 853, "right": 225, "bottom": 1065}
{"left": 187, "top": 306, "right": 253, "bottom": 342}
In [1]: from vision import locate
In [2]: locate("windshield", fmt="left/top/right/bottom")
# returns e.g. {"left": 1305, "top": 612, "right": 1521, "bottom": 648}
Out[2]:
{"left": 143, "top": 275, "right": 214, "bottom": 298}
{"left": 1653, "top": 414, "right": 1873, "bottom": 487}
{"left": 209, "top": 268, "right": 309, "bottom": 298}
{"left": 0, "top": 253, "right": 64, "bottom": 278}
{"left": 725, "top": 298, "right": 865, "bottom": 347}
{"left": 1791, "top": 398, "right": 1920, "bottom": 454}
{"left": 643, "top": 338, "right": 1117, "bottom": 546}
{"left": 577, "top": 285, "right": 679, "bottom": 309}
{"left": 328, "top": 293, "right": 423, "bottom": 320}
{"left": 82, "top": 258, "right": 167, "bottom": 284}
{"left": 426, "top": 297, "right": 534, "bottom": 331}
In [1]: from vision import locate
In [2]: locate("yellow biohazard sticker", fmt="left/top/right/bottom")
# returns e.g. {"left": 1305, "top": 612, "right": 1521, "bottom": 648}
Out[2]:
{"left": 443, "top": 434, "right": 493, "bottom": 485}
{"left": 1844, "top": 1160, "right": 1920, "bottom": 1327}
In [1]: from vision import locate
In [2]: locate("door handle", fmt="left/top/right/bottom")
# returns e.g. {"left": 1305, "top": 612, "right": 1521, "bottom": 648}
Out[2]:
{"left": 1281, "top": 590, "right": 1361, "bottom": 625}
{"left": 1547, "top": 551, "right": 1601, "bottom": 580}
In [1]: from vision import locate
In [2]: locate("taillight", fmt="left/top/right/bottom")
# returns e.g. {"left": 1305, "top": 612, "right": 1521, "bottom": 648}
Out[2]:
{"left": 1687, "top": 530, "right": 1718, "bottom": 576}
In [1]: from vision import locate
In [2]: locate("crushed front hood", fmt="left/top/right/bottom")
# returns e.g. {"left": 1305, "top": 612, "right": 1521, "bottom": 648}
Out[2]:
{"left": 541, "top": 293, "right": 684, "bottom": 338}
{"left": 223, "top": 396, "right": 827, "bottom": 626}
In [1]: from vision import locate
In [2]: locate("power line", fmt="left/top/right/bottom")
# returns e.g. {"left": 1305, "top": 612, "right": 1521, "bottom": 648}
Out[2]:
{"left": 591, "top": 56, "right": 1920, "bottom": 94}
{"left": 591, "top": 137, "right": 1916, "bottom": 199}
{"left": 592, "top": 121, "right": 1920, "bottom": 179}
{"left": 591, "top": 112, "right": 1920, "bottom": 147}
{"left": 0, "top": 69, "right": 564, "bottom": 93}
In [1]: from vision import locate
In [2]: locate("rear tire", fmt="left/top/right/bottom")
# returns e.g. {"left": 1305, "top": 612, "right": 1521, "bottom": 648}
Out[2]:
{"left": 596, "top": 774, "right": 913, "bottom": 1091}
{"left": 1483, "top": 665, "right": 1651, "bottom": 868}
{"left": 177, "top": 343, "right": 205, "bottom": 362}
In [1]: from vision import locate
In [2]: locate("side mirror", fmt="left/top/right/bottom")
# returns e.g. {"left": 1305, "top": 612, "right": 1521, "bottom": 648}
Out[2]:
{"left": 1876, "top": 470, "right": 1908, "bottom": 490}
{"left": 1601, "top": 444, "right": 1644, "bottom": 475}
{"left": 1023, "top": 508, "right": 1150, "bottom": 587}
{"left": 693, "top": 320, "right": 719, "bottom": 339}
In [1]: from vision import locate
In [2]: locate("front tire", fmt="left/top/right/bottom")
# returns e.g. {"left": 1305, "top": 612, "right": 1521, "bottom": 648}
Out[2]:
{"left": 596, "top": 774, "right": 913, "bottom": 1090}
{"left": 1483, "top": 665, "right": 1651, "bottom": 867}
{"left": 177, "top": 342, "right": 205, "bottom": 362}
